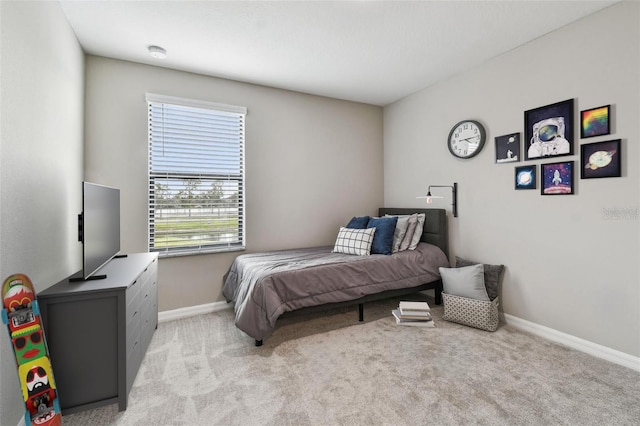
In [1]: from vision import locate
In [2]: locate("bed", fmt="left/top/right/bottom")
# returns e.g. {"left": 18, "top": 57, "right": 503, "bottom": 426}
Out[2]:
{"left": 223, "top": 208, "right": 450, "bottom": 345}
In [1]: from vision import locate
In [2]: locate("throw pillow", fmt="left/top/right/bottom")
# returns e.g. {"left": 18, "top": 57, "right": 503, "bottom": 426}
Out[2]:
{"left": 367, "top": 216, "right": 398, "bottom": 255}
{"left": 455, "top": 256, "right": 504, "bottom": 301}
{"left": 384, "top": 215, "right": 410, "bottom": 253}
{"left": 439, "top": 264, "right": 490, "bottom": 301}
{"left": 408, "top": 213, "right": 426, "bottom": 250}
{"left": 345, "top": 215, "right": 370, "bottom": 229}
{"left": 393, "top": 213, "right": 425, "bottom": 250}
{"left": 399, "top": 214, "right": 418, "bottom": 251}
{"left": 332, "top": 227, "right": 376, "bottom": 256}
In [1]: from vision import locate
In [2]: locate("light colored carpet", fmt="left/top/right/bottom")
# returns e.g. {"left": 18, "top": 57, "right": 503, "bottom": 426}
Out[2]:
{"left": 61, "top": 295, "right": 640, "bottom": 425}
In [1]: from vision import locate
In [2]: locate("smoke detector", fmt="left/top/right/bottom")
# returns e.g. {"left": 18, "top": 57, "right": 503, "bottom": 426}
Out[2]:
{"left": 148, "top": 45, "right": 167, "bottom": 59}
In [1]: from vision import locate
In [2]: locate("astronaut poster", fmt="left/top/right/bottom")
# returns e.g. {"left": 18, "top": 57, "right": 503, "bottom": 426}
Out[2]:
{"left": 524, "top": 99, "right": 574, "bottom": 160}
{"left": 495, "top": 132, "right": 521, "bottom": 163}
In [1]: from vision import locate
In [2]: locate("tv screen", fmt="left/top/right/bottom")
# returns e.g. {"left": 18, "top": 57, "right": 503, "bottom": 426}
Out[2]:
{"left": 81, "top": 182, "right": 120, "bottom": 280}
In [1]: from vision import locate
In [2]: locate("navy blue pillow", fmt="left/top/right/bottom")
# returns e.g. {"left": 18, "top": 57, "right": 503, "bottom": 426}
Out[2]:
{"left": 367, "top": 216, "right": 398, "bottom": 255}
{"left": 345, "top": 216, "right": 370, "bottom": 229}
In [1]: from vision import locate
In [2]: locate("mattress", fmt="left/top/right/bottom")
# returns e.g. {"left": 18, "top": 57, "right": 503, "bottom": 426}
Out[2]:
{"left": 223, "top": 242, "right": 449, "bottom": 341}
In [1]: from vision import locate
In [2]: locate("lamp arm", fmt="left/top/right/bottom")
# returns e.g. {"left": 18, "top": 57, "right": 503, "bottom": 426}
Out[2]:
{"left": 425, "top": 182, "right": 458, "bottom": 218}
{"left": 427, "top": 185, "right": 453, "bottom": 192}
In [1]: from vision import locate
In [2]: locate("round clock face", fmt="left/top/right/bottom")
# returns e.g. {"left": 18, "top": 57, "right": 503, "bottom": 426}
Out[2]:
{"left": 448, "top": 120, "right": 486, "bottom": 159}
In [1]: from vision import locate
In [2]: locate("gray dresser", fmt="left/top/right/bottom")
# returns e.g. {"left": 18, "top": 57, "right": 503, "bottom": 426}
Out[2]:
{"left": 38, "top": 252, "right": 158, "bottom": 415}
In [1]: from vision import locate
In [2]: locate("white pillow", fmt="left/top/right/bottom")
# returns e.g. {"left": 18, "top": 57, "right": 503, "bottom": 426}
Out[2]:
{"left": 332, "top": 227, "right": 376, "bottom": 256}
{"left": 439, "top": 264, "right": 490, "bottom": 301}
{"left": 384, "top": 215, "right": 410, "bottom": 253}
{"left": 409, "top": 213, "right": 426, "bottom": 250}
{"left": 399, "top": 214, "right": 418, "bottom": 251}
{"left": 391, "top": 213, "right": 425, "bottom": 250}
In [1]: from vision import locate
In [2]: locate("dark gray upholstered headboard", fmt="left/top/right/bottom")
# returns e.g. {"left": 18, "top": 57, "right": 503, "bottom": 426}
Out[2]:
{"left": 378, "top": 208, "right": 449, "bottom": 260}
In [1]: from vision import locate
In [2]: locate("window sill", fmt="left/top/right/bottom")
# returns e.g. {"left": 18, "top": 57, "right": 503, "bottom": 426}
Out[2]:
{"left": 154, "top": 246, "right": 246, "bottom": 259}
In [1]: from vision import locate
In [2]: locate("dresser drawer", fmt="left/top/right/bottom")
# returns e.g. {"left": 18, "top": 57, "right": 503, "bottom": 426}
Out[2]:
{"left": 127, "top": 309, "right": 140, "bottom": 346}
{"left": 126, "top": 279, "right": 141, "bottom": 320}
{"left": 125, "top": 339, "right": 141, "bottom": 393}
{"left": 137, "top": 259, "right": 157, "bottom": 294}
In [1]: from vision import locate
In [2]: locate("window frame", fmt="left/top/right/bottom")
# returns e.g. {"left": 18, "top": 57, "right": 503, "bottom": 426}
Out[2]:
{"left": 146, "top": 93, "right": 247, "bottom": 258}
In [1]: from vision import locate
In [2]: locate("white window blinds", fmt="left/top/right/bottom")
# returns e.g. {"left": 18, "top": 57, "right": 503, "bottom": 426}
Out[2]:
{"left": 147, "top": 94, "right": 246, "bottom": 257}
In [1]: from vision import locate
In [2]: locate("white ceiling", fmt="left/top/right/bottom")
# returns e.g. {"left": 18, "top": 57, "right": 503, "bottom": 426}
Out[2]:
{"left": 59, "top": 0, "right": 618, "bottom": 106}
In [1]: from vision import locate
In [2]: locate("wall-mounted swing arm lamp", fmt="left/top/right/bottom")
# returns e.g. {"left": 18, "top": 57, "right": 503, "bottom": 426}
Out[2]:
{"left": 418, "top": 182, "right": 458, "bottom": 217}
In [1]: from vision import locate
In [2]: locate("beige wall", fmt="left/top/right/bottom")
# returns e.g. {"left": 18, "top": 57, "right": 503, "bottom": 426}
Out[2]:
{"left": 384, "top": 2, "right": 640, "bottom": 357}
{"left": 0, "top": 2, "right": 85, "bottom": 424}
{"left": 84, "top": 56, "right": 383, "bottom": 311}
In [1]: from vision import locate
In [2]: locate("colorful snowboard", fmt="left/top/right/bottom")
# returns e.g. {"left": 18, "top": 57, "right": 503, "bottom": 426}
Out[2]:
{"left": 2, "top": 274, "right": 62, "bottom": 426}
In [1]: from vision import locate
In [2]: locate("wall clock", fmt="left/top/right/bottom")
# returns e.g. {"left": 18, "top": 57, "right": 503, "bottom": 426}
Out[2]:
{"left": 447, "top": 120, "right": 486, "bottom": 159}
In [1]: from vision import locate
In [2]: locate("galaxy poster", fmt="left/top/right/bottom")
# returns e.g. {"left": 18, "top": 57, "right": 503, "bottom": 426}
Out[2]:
{"left": 541, "top": 161, "right": 574, "bottom": 195}
{"left": 515, "top": 165, "right": 536, "bottom": 190}
{"left": 581, "top": 139, "right": 621, "bottom": 179}
{"left": 524, "top": 99, "right": 574, "bottom": 160}
{"left": 581, "top": 105, "right": 610, "bottom": 139}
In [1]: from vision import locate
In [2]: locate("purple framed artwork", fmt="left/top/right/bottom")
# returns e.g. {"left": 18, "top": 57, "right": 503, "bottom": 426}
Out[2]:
{"left": 541, "top": 161, "right": 574, "bottom": 195}
{"left": 580, "top": 105, "right": 610, "bottom": 139}
{"left": 581, "top": 139, "right": 621, "bottom": 179}
{"left": 524, "top": 99, "right": 574, "bottom": 160}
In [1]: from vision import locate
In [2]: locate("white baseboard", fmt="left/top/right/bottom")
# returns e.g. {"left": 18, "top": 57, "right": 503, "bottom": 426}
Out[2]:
{"left": 504, "top": 313, "right": 640, "bottom": 373}
{"left": 158, "top": 300, "right": 231, "bottom": 323}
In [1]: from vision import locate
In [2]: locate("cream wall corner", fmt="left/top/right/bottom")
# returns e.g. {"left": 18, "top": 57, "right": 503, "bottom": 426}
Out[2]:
{"left": 384, "top": 2, "right": 640, "bottom": 358}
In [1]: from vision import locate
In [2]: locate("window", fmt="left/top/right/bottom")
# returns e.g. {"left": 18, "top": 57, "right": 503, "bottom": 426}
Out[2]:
{"left": 146, "top": 94, "right": 246, "bottom": 257}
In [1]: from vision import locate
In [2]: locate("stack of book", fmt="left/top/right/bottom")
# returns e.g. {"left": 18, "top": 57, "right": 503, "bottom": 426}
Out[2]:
{"left": 391, "top": 300, "right": 434, "bottom": 327}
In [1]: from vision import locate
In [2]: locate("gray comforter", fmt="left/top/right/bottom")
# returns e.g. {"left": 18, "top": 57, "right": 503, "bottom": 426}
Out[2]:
{"left": 223, "top": 242, "right": 449, "bottom": 341}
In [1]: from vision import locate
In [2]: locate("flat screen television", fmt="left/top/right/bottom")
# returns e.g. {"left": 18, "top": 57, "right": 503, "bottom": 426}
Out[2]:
{"left": 76, "top": 181, "right": 121, "bottom": 281}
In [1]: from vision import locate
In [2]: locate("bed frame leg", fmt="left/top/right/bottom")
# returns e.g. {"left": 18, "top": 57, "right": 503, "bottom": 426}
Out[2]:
{"left": 255, "top": 339, "right": 263, "bottom": 347}
{"left": 358, "top": 303, "right": 364, "bottom": 321}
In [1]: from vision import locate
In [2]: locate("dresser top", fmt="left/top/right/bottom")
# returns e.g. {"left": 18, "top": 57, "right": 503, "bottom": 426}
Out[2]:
{"left": 39, "top": 252, "right": 158, "bottom": 297}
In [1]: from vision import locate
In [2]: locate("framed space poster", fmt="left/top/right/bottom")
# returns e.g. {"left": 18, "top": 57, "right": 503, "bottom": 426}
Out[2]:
{"left": 524, "top": 99, "right": 574, "bottom": 160}
{"left": 541, "top": 161, "right": 574, "bottom": 195}
{"left": 581, "top": 139, "right": 621, "bottom": 179}
{"left": 580, "top": 105, "right": 610, "bottom": 139}
{"left": 515, "top": 165, "right": 536, "bottom": 190}
{"left": 495, "top": 133, "right": 520, "bottom": 163}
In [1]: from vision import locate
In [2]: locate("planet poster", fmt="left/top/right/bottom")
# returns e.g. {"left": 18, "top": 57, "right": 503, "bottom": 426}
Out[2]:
{"left": 515, "top": 165, "right": 536, "bottom": 190}
{"left": 580, "top": 139, "right": 621, "bottom": 179}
